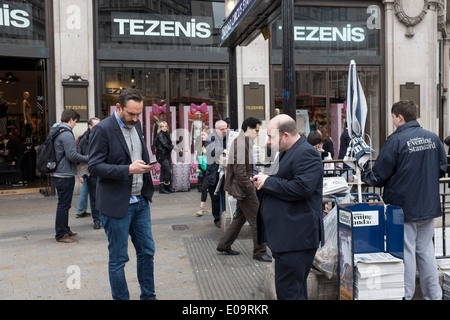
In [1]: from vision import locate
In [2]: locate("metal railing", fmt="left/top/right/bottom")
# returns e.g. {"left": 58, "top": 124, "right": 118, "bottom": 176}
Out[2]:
{"left": 323, "top": 157, "right": 450, "bottom": 258}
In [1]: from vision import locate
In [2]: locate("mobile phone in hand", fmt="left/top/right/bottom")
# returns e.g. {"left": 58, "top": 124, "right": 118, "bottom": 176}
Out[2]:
{"left": 148, "top": 160, "right": 157, "bottom": 165}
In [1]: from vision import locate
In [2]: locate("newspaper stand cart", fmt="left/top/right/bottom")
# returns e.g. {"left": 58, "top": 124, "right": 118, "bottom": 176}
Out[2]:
{"left": 337, "top": 195, "right": 404, "bottom": 300}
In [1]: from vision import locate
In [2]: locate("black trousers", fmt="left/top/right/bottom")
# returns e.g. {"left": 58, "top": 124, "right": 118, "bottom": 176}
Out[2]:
{"left": 158, "top": 158, "right": 171, "bottom": 183}
{"left": 208, "top": 180, "right": 220, "bottom": 224}
{"left": 273, "top": 248, "right": 317, "bottom": 300}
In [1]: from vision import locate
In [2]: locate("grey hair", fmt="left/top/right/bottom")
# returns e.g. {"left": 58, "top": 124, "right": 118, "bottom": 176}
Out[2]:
{"left": 215, "top": 120, "right": 227, "bottom": 129}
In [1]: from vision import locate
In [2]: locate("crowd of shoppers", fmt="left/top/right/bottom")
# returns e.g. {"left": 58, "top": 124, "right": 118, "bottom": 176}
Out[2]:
{"left": 40, "top": 95, "right": 448, "bottom": 301}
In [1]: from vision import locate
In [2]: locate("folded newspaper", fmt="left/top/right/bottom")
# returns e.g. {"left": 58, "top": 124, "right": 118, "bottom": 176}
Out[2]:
{"left": 323, "top": 176, "right": 350, "bottom": 196}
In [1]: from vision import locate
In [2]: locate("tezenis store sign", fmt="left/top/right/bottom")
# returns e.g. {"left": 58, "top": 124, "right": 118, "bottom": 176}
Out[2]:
{"left": 293, "top": 24, "right": 365, "bottom": 42}
{"left": 111, "top": 12, "right": 213, "bottom": 45}
{"left": 276, "top": 22, "right": 366, "bottom": 43}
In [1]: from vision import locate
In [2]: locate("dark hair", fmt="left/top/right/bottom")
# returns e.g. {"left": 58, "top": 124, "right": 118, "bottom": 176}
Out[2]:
{"left": 307, "top": 131, "right": 322, "bottom": 146}
{"left": 61, "top": 109, "right": 80, "bottom": 123}
{"left": 241, "top": 117, "right": 261, "bottom": 132}
{"left": 391, "top": 100, "right": 417, "bottom": 122}
{"left": 118, "top": 88, "right": 144, "bottom": 109}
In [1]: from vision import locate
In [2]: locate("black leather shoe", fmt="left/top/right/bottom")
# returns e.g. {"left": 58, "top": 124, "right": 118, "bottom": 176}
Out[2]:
{"left": 217, "top": 248, "right": 240, "bottom": 255}
{"left": 76, "top": 212, "right": 90, "bottom": 218}
{"left": 254, "top": 254, "right": 272, "bottom": 262}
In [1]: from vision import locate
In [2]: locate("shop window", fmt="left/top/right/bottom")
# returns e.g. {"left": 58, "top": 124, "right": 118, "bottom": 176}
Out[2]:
{"left": 273, "top": 66, "right": 380, "bottom": 157}
{"left": 100, "top": 63, "right": 228, "bottom": 143}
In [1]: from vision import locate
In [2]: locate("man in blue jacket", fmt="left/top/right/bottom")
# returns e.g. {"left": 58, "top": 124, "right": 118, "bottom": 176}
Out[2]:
{"left": 253, "top": 114, "right": 324, "bottom": 300}
{"left": 362, "top": 100, "right": 447, "bottom": 300}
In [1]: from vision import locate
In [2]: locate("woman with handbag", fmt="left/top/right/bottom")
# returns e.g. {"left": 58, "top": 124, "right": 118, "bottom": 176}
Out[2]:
{"left": 195, "top": 126, "right": 210, "bottom": 216}
{"left": 154, "top": 121, "right": 175, "bottom": 194}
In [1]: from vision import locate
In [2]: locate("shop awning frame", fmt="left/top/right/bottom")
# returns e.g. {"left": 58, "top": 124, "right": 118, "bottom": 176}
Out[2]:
{"left": 219, "top": 0, "right": 296, "bottom": 127}
{"left": 220, "top": 0, "right": 281, "bottom": 48}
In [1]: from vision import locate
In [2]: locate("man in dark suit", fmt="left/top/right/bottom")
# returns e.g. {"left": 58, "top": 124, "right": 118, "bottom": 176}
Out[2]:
{"left": 88, "top": 88, "right": 156, "bottom": 300}
{"left": 253, "top": 114, "right": 324, "bottom": 300}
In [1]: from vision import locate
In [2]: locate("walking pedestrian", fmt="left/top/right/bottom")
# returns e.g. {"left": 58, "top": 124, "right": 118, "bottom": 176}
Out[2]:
{"left": 154, "top": 121, "right": 175, "bottom": 194}
{"left": 195, "top": 126, "right": 210, "bottom": 216}
{"left": 362, "top": 100, "right": 447, "bottom": 300}
{"left": 88, "top": 88, "right": 157, "bottom": 300}
{"left": 205, "top": 120, "right": 228, "bottom": 227}
{"left": 52, "top": 109, "right": 88, "bottom": 243}
{"left": 78, "top": 117, "right": 101, "bottom": 229}
{"left": 75, "top": 130, "right": 90, "bottom": 218}
{"left": 217, "top": 117, "right": 271, "bottom": 262}
{"left": 253, "top": 114, "right": 324, "bottom": 300}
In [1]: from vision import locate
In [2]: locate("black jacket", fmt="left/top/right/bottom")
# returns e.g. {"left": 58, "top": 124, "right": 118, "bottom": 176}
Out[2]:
{"left": 154, "top": 131, "right": 173, "bottom": 161}
{"left": 257, "top": 137, "right": 324, "bottom": 253}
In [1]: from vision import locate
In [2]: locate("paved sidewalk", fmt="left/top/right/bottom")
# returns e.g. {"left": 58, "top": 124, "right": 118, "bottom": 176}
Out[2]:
{"left": 0, "top": 189, "right": 268, "bottom": 300}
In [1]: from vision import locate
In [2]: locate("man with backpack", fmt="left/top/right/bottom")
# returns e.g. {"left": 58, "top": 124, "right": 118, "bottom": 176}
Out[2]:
{"left": 50, "top": 109, "right": 88, "bottom": 243}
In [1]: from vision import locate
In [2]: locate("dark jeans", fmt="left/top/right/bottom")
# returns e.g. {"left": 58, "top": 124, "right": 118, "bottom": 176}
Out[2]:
{"left": 86, "top": 176, "right": 99, "bottom": 223}
{"left": 53, "top": 176, "right": 75, "bottom": 240}
{"left": 101, "top": 196, "right": 156, "bottom": 300}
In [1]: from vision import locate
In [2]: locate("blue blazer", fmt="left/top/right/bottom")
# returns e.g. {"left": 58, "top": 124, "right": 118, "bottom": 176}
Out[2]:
{"left": 88, "top": 114, "right": 154, "bottom": 218}
{"left": 257, "top": 137, "right": 324, "bottom": 253}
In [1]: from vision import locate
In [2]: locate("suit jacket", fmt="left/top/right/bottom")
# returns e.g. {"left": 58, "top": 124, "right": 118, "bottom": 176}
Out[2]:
{"left": 224, "top": 132, "right": 255, "bottom": 201}
{"left": 88, "top": 114, "right": 154, "bottom": 218}
{"left": 257, "top": 136, "right": 324, "bottom": 253}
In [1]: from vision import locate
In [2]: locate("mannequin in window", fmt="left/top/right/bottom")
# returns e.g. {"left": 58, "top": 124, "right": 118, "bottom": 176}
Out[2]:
{"left": 23, "top": 91, "right": 33, "bottom": 138}
{"left": 0, "top": 92, "right": 15, "bottom": 137}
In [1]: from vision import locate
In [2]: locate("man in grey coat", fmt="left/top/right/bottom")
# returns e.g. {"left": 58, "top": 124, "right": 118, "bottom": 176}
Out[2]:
{"left": 51, "top": 109, "right": 88, "bottom": 243}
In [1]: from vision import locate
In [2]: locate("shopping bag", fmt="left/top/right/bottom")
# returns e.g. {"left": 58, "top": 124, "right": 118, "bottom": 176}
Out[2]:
{"left": 198, "top": 155, "right": 207, "bottom": 171}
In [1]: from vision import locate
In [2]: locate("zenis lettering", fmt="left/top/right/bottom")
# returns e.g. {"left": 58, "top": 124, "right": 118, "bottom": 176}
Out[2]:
{"left": 0, "top": 3, "right": 30, "bottom": 28}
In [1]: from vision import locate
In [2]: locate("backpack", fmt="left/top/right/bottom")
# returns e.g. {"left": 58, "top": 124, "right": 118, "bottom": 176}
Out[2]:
{"left": 36, "top": 127, "right": 71, "bottom": 174}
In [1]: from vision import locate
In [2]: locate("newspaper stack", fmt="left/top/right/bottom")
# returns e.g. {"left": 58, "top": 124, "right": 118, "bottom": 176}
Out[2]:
{"left": 322, "top": 176, "right": 350, "bottom": 196}
{"left": 444, "top": 272, "right": 450, "bottom": 300}
{"left": 354, "top": 252, "right": 404, "bottom": 300}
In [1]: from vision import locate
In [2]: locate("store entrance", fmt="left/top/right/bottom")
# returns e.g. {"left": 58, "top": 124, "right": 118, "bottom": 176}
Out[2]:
{"left": 273, "top": 65, "right": 381, "bottom": 157}
{"left": 0, "top": 57, "right": 48, "bottom": 192}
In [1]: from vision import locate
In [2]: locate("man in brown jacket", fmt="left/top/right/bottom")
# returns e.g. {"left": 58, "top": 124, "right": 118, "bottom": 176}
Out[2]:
{"left": 216, "top": 117, "right": 271, "bottom": 262}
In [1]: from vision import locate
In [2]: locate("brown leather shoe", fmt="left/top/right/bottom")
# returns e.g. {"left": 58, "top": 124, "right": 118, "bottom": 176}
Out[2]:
{"left": 57, "top": 234, "right": 78, "bottom": 243}
{"left": 68, "top": 231, "right": 77, "bottom": 236}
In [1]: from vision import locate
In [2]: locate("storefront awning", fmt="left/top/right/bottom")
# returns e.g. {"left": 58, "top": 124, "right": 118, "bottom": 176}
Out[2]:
{"left": 220, "top": 0, "right": 281, "bottom": 47}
